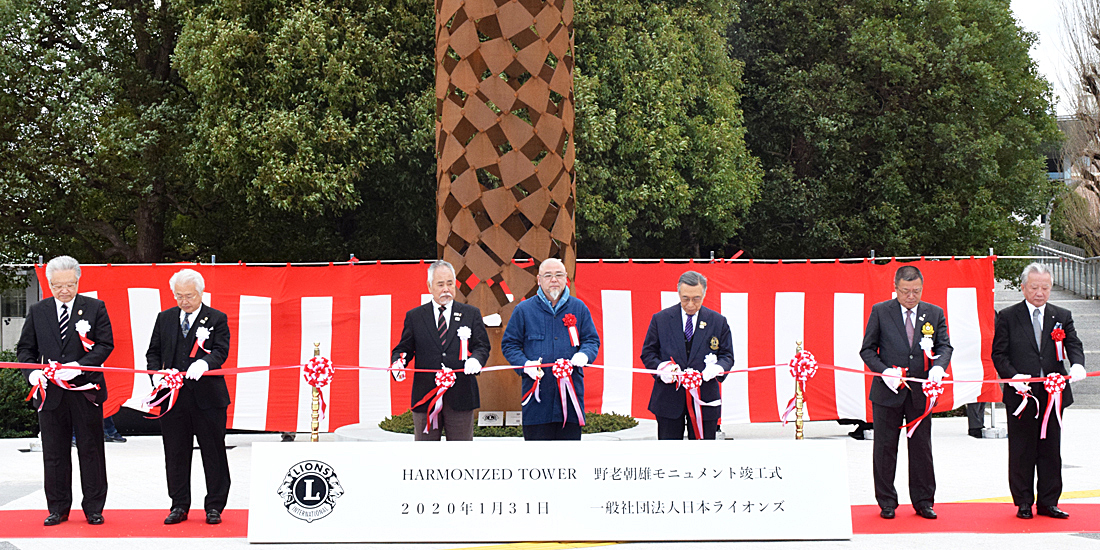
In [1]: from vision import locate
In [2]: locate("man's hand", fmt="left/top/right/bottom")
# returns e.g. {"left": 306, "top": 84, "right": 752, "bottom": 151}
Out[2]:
{"left": 55, "top": 365, "right": 81, "bottom": 381}
{"left": 463, "top": 358, "right": 482, "bottom": 375}
{"left": 1070, "top": 364, "right": 1087, "bottom": 383}
{"left": 1010, "top": 373, "right": 1031, "bottom": 393}
{"left": 882, "top": 367, "right": 904, "bottom": 393}
{"left": 570, "top": 352, "right": 588, "bottom": 367}
{"left": 524, "top": 358, "right": 543, "bottom": 380}
{"left": 29, "top": 369, "right": 47, "bottom": 387}
{"left": 702, "top": 354, "right": 723, "bottom": 382}
{"left": 927, "top": 366, "right": 946, "bottom": 384}
{"left": 390, "top": 359, "right": 406, "bottom": 382}
{"left": 657, "top": 361, "right": 679, "bottom": 384}
{"left": 186, "top": 359, "right": 209, "bottom": 380}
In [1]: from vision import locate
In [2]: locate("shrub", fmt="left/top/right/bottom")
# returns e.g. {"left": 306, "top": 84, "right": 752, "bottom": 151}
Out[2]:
{"left": 0, "top": 350, "right": 39, "bottom": 437}
{"left": 379, "top": 410, "right": 638, "bottom": 437}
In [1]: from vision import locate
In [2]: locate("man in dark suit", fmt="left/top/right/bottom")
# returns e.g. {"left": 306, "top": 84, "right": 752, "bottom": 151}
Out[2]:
{"left": 860, "top": 265, "right": 952, "bottom": 520}
{"left": 146, "top": 268, "right": 231, "bottom": 525}
{"left": 992, "top": 262, "right": 1087, "bottom": 520}
{"left": 391, "top": 260, "right": 490, "bottom": 440}
{"left": 640, "top": 271, "right": 733, "bottom": 440}
{"left": 18, "top": 255, "right": 113, "bottom": 526}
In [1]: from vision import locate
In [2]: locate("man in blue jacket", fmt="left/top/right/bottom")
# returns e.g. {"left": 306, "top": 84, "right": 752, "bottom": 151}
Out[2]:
{"left": 502, "top": 258, "right": 600, "bottom": 440}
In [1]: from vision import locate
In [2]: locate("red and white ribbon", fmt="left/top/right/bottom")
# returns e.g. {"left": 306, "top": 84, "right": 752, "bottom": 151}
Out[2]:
{"left": 901, "top": 379, "right": 944, "bottom": 438}
{"left": 189, "top": 326, "right": 211, "bottom": 358}
{"left": 303, "top": 356, "right": 335, "bottom": 419}
{"left": 74, "top": 319, "right": 95, "bottom": 352}
{"left": 24, "top": 360, "right": 101, "bottom": 411}
{"left": 1012, "top": 387, "right": 1041, "bottom": 419}
{"left": 552, "top": 359, "right": 585, "bottom": 427}
{"left": 456, "top": 326, "right": 471, "bottom": 361}
{"left": 781, "top": 350, "right": 818, "bottom": 424}
{"left": 562, "top": 314, "right": 580, "bottom": 347}
{"left": 1052, "top": 323, "right": 1065, "bottom": 362}
{"left": 521, "top": 369, "right": 542, "bottom": 406}
{"left": 411, "top": 367, "right": 457, "bottom": 433}
{"left": 143, "top": 369, "right": 185, "bottom": 419}
{"left": 1041, "top": 373, "right": 1067, "bottom": 439}
{"left": 677, "top": 369, "right": 706, "bottom": 439}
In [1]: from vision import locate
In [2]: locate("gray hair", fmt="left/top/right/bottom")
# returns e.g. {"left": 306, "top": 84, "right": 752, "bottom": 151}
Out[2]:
{"left": 677, "top": 270, "right": 707, "bottom": 291}
{"left": 894, "top": 265, "right": 923, "bottom": 285}
{"left": 427, "top": 260, "right": 456, "bottom": 284}
{"left": 45, "top": 255, "right": 81, "bottom": 282}
{"left": 1021, "top": 262, "right": 1052, "bottom": 286}
{"left": 169, "top": 268, "right": 206, "bottom": 294}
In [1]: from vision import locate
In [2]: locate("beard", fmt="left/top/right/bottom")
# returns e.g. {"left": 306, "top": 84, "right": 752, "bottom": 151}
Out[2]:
{"left": 546, "top": 287, "right": 562, "bottom": 300}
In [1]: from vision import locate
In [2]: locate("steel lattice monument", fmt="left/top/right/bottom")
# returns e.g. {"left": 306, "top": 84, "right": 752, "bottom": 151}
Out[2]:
{"left": 435, "top": 0, "right": 576, "bottom": 322}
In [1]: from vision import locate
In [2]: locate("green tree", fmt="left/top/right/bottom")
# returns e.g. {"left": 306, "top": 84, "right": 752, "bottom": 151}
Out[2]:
{"left": 173, "top": 0, "right": 437, "bottom": 261}
{"left": 573, "top": 0, "right": 761, "bottom": 258}
{"left": 0, "top": 0, "right": 195, "bottom": 265}
{"left": 729, "top": 0, "right": 1060, "bottom": 259}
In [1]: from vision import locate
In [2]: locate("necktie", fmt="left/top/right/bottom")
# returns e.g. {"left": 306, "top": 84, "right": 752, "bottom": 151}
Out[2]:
{"left": 685, "top": 314, "right": 694, "bottom": 341}
{"left": 182, "top": 313, "right": 190, "bottom": 337}
{"left": 1032, "top": 308, "right": 1042, "bottom": 349}
{"left": 905, "top": 310, "right": 914, "bottom": 347}
{"left": 438, "top": 305, "right": 448, "bottom": 348}
{"left": 59, "top": 303, "right": 69, "bottom": 345}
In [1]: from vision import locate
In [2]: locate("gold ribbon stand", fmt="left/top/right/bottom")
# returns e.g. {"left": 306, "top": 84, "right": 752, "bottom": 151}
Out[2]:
{"left": 794, "top": 341, "right": 804, "bottom": 440}
{"left": 311, "top": 341, "right": 321, "bottom": 442}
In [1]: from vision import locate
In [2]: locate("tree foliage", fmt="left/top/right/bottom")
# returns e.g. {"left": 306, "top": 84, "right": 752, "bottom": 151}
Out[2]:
{"left": 729, "top": 0, "right": 1061, "bottom": 259}
{"left": 573, "top": 0, "right": 761, "bottom": 258}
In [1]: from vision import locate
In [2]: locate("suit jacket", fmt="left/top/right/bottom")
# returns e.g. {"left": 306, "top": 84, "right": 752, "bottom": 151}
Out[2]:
{"left": 860, "top": 299, "right": 953, "bottom": 409}
{"left": 640, "top": 305, "right": 733, "bottom": 420}
{"left": 991, "top": 301, "right": 1083, "bottom": 410}
{"left": 146, "top": 304, "right": 232, "bottom": 410}
{"left": 391, "top": 301, "right": 490, "bottom": 412}
{"left": 17, "top": 295, "right": 114, "bottom": 409}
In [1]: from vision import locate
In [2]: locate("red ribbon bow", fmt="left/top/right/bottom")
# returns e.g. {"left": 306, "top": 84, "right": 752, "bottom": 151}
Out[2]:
{"left": 552, "top": 359, "right": 585, "bottom": 427}
{"left": 144, "top": 369, "right": 186, "bottom": 419}
{"left": 1052, "top": 323, "right": 1066, "bottom": 361}
{"left": 782, "top": 350, "right": 818, "bottom": 425}
{"left": 562, "top": 314, "right": 580, "bottom": 346}
{"left": 411, "top": 368, "right": 457, "bottom": 434}
{"left": 676, "top": 368, "right": 706, "bottom": 439}
{"left": 24, "top": 360, "right": 100, "bottom": 412}
{"left": 1041, "top": 373, "right": 1067, "bottom": 439}
{"left": 900, "top": 379, "right": 944, "bottom": 437}
{"left": 303, "top": 356, "right": 335, "bottom": 419}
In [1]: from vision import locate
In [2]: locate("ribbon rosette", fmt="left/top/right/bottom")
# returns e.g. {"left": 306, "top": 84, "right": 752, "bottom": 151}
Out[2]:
{"left": 900, "top": 379, "right": 944, "bottom": 438}
{"left": 1040, "top": 373, "right": 1067, "bottom": 439}
{"left": 411, "top": 367, "right": 457, "bottom": 434}
{"left": 781, "top": 350, "right": 818, "bottom": 425}
{"left": 74, "top": 319, "right": 95, "bottom": 351}
{"left": 562, "top": 314, "right": 580, "bottom": 347}
{"left": 189, "top": 326, "right": 211, "bottom": 358}
{"left": 143, "top": 369, "right": 185, "bottom": 419}
{"left": 552, "top": 359, "right": 585, "bottom": 427}
{"left": 677, "top": 368, "right": 707, "bottom": 439}
{"left": 303, "top": 356, "right": 335, "bottom": 419}
{"left": 456, "top": 326, "right": 471, "bottom": 361}
{"left": 1051, "top": 323, "right": 1066, "bottom": 362}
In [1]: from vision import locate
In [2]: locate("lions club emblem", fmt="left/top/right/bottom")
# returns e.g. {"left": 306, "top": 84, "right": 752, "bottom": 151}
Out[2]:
{"left": 277, "top": 460, "right": 343, "bottom": 523}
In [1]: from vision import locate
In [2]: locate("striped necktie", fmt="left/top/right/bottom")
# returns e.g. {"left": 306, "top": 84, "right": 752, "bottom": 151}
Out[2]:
{"left": 59, "top": 303, "right": 69, "bottom": 345}
{"left": 438, "top": 305, "right": 448, "bottom": 348}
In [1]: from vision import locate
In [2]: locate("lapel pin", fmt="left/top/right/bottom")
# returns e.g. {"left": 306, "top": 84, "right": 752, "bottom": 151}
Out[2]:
{"left": 78, "top": 310, "right": 83, "bottom": 315}
{"left": 699, "top": 321, "right": 707, "bottom": 329}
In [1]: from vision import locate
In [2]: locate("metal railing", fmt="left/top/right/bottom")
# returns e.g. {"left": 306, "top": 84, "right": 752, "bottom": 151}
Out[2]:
{"left": 1029, "top": 238, "right": 1100, "bottom": 298}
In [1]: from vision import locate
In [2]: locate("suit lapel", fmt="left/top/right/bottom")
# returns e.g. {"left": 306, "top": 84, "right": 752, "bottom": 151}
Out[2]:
{"left": 445, "top": 303, "right": 463, "bottom": 350}
{"left": 890, "top": 300, "right": 911, "bottom": 350}
{"left": 667, "top": 308, "right": 687, "bottom": 365}
{"left": 1040, "top": 307, "right": 1057, "bottom": 354}
{"left": 422, "top": 302, "right": 444, "bottom": 350}
{"left": 1017, "top": 303, "right": 1041, "bottom": 354}
{"left": 688, "top": 309, "right": 709, "bottom": 360}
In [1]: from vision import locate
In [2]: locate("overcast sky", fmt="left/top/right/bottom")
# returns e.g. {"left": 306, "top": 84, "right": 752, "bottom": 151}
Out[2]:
{"left": 1011, "top": 0, "right": 1074, "bottom": 116}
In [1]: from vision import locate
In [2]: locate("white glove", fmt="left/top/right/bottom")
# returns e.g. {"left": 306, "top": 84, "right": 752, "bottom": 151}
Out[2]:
{"left": 55, "top": 367, "right": 81, "bottom": 381}
{"left": 702, "top": 354, "right": 723, "bottom": 381}
{"left": 390, "top": 359, "right": 406, "bottom": 382}
{"left": 29, "top": 369, "right": 47, "bottom": 386}
{"left": 882, "top": 367, "right": 904, "bottom": 393}
{"left": 927, "top": 366, "right": 946, "bottom": 384}
{"left": 185, "top": 359, "right": 209, "bottom": 380}
{"left": 524, "top": 358, "right": 543, "bottom": 380}
{"left": 570, "top": 352, "right": 589, "bottom": 367}
{"left": 1010, "top": 373, "right": 1031, "bottom": 393}
{"left": 464, "top": 358, "right": 483, "bottom": 375}
{"left": 1069, "top": 364, "right": 1087, "bottom": 383}
{"left": 657, "top": 361, "right": 679, "bottom": 384}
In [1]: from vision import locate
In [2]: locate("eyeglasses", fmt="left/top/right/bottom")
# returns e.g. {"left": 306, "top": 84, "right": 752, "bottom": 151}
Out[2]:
{"left": 539, "top": 272, "right": 568, "bottom": 280}
{"left": 896, "top": 288, "right": 922, "bottom": 296}
{"left": 174, "top": 293, "right": 199, "bottom": 300}
{"left": 679, "top": 295, "right": 704, "bottom": 304}
{"left": 49, "top": 283, "right": 77, "bottom": 291}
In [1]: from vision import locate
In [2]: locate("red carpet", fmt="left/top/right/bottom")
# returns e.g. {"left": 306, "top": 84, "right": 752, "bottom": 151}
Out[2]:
{"left": 0, "top": 504, "right": 1096, "bottom": 538}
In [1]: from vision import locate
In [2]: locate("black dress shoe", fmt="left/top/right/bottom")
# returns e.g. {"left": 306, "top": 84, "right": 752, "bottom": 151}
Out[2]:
{"left": 1037, "top": 505, "right": 1070, "bottom": 519}
{"left": 1017, "top": 505, "right": 1033, "bottom": 519}
{"left": 917, "top": 506, "right": 937, "bottom": 519}
{"left": 206, "top": 510, "right": 222, "bottom": 524}
{"left": 43, "top": 512, "right": 68, "bottom": 526}
{"left": 164, "top": 508, "right": 188, "bottom": 524}
{"left": 86, "top": 512, "right": 104, "bottom": 525}
{"left": 880, "top": 507, "right": 895, "bottom": 519}
{"left": 849, "top": 429, "right": 866, "bottom": 440}
{"left": 968, "top": 428, "right": 983, "bottom": 438}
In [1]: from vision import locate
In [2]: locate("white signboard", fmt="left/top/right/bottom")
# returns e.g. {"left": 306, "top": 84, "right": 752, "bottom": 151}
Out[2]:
{"left": 248, "top": 440, "right": 852, "bottom": 543}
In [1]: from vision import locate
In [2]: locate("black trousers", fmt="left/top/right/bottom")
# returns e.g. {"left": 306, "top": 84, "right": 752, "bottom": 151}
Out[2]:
{"left": 159, "top": 388, "right": 231, "bottom": 512}
{"left": 38, "top": 390, "right": 108, "bottom": 516}
{"left": 1006, "top": 393, "right": 1063, "bottom": 507}
{"left": 656, "top": 414, "right": 719, "bottom": 440}
{"left": 872, "top": 399, "right": 935, "bottom": 511}
{"left": 522, "top": 422, "right": 582, "bottom": 440}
